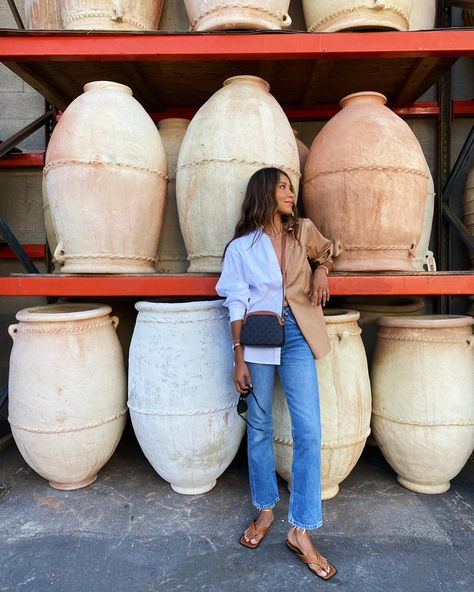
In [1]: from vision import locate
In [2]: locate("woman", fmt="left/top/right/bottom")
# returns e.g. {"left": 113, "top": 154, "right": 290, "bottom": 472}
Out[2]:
{"left": 216, "top": 167, "right": 337, "bottom": 580}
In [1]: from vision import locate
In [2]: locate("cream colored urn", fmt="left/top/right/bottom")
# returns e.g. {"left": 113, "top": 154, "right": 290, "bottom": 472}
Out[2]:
{"left": 45, "top": 81, "right": 167, "bottom": 274}
{"left": 128, "top": 300, "right": 246, "bottom": 495}
{"left": 372, "top": 315, "right": 474, "bottom": 494}
{"left": 60, "top": 0, "right": 164, "bottom": 30}
{"left": 176, "top": 75, "right": 299, "bottom": 272}
{"left": 409, "top": 0, "right": 436, "bottom": 30}
{"left": 8, "top": 303, "right": 127, "bottom": 490}
{"left": 273, "top": 310, "right": 372, "bottom": 499}
{"left": 25, "top": 0, "right": 62, "bottom": 29}
{"left": 184, "top": 0, "right": 292, "bottom": 31}
{"left": 302, "top": 0, "right": 411, "bottom": 32}
{"left": 156, "top": 118, "right": 190, "bottom": 273}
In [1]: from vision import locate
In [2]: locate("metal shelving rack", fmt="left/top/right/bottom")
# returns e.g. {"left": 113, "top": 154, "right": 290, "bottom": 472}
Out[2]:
{"left": 0, "top": 25, "right": 473, "bottom": 299}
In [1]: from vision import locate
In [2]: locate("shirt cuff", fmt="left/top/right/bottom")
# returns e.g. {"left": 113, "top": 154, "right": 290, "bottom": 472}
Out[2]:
{"left": 229, "top": 306, "right": 246, "bottom": 322}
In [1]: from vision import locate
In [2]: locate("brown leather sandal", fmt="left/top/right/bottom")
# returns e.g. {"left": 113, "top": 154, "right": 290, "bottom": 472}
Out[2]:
{"left": 286, "top": 539, "right": 337, "bottom": 580}
{"left": 239, "top": 519, "right": 273, "bottom": 549}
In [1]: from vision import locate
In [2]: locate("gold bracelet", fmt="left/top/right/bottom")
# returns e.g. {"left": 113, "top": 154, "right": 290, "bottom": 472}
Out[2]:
{"left": 317, "top": 264, "right": 329, "bottom": 276}
{"left": 232, "top": 341, "right": 242, "bottom": 352}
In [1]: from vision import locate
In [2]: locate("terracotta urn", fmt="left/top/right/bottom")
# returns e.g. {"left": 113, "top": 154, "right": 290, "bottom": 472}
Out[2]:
{"left": 44, "top": 81, "right": 167, "bottom": 274}
{"left": 462, "top": 164, "right": 474, "bottom": 268}
{"left": 303, "top": 91, "right": 429, "bottom": 271}
{"left": 301, "top": 0, "right": 411, "bottom": 32}
{"left": 128, "top": 300, "right": 246, "bottom": 494}
{"left": 176, "top": 75, "right": 299, "bottom": 272}
{"left": 25, "top": 0, "right": 62, "bottom": 29}
{"left": 293, "top": 128, "right": 309, "bottom": 174}
{"left": 372, "top": 315, "right": 474, "bottom": 494}
{"left": 156, "top": 119, "right": 190, "bottom": 273}
{"left": 409, "top": 0, "right": 436, "bottom": 30}
{"left": 273, "top": 310, "right": 372, "bottom": 499}
{"left": 8, "top": 303, "right": 127, "bottom": 490}
{"left": 184, "top": 0, "right": 292, "bottom": 31}
{"left": 60, "top": 0, "right": 164, "bottom": 30}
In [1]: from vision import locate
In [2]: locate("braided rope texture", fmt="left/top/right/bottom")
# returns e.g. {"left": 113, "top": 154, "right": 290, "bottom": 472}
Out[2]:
{"left": 9, "top": 409, "right": 127, "bottom": 433}
{"left": 44, "top": 159, "right": 168, "bottom": 180}
{"left": 189, "top": 3, "right": 286, "bottom": 30}
{"left": 304, "top": 166, "right": 428, "bottom": 186}
{"left": 372, "top": 411, "right": 473, "bottom": 427}
{"left": 128, "top": 402, "right": 236, "bottom": 416}
{"left": 64, "top": 253, "right": 156, "bottom": 263}
{"left": 274, "top": 429, "right": 371, "bottom": 450}
{"left": 178, "top": 157, "right": 300, "bottom": 179}
{"left": 63, "top": 11, "right": 149, "bottom": 30}
{"left": 16, "top": 318, "right": 113, "bottom": 335}
{"left": 377, "top": 329, "right": 473, "bottom": 344}
{"left": 307, "top": 4, "right": 409, "bottom": 32}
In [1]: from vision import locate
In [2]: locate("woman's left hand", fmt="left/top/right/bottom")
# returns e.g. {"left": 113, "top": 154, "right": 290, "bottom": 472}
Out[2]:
{"left": 309, "top": 268, "right": 330, "bottom": 307}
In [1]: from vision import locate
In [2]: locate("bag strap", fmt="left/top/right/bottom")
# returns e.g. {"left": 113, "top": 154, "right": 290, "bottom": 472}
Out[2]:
{"left": 280, "top": 231, "right": 286, "bottom": 316}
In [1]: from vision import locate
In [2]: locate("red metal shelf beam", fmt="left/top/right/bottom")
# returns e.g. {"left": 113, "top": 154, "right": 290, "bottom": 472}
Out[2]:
{"left": 0, "top": 152, "right": 44, "bottom": 168}
{"left": 0, "top": 30, "right": 473, "bottom": 62}
{"left": 0, "top": 244, "right": 45, "bottom": 259}
{"left": 0, "top": 274, "right": 472, "bottom": 297}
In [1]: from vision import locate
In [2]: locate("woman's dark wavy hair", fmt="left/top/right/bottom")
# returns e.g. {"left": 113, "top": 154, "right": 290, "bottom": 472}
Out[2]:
{"left": 223, "top": 167, "right": 298, "bottom": 256}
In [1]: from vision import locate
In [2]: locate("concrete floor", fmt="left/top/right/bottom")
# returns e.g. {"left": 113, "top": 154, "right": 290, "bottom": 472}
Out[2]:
{"left": 0, "top": 425, "right": 473, "bottom": 592}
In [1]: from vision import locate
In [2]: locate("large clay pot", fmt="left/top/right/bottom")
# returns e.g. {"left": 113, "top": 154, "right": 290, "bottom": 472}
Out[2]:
{"left": 293, "top": 128, "right": 309, "bottom": 174}
{"left": 176, "top": 75, "right": 299, "bottom": 272}
{"left": 44, "top": 81, "right": 167, "bottom": 274}
{"left": 413, "top": 169, "right": 436, "bottom": 271}
{"left": 25, "top": 0, "right": 62, "bottom": 29}
{"left": 8, "top": 303, "right": 127, "bottom": 490}
{"left": 273, "top": 310, "right": 372, "bottom": 500}
{"left": 303, "top": 91, "right": 429, "bottom": 271}
{"left": 372, "top": 315, "right": 474, "bottom": 494}
{"left": 338, "top": 296, "right": 426, "bottom": 367}
{"left": 462, "top": 165, "right": 474, "bottom": 268}
{"left": 184, "top": 0, "right": 292, "bottom": 31}
{"left": 128, "top": 300, "right": 246, "bottom": 494}
{"left": 301, "top": 0, "right": 411, "bottom": 32}
{"left": 156, "top": 119, "right": 190, "bottom": 273}
{"left": 41, "top": 176, "right": 62, "bottom": 273}
{"left": 409, "top": 0, "right": 436, "bottom": 30}
{"left": 61, "top": 0, "right": 164, "bottom": 30}
{"left": 159, "top": 0, "right": 189, "bottom": 30}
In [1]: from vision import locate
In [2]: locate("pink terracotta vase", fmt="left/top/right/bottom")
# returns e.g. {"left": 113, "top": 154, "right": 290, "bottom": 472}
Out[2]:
{"left": 303, "top": 91, "right": 429, "bottom": 271}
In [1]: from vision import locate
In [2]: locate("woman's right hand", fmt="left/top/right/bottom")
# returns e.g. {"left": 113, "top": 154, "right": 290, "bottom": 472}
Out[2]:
{"left": 234, "top": 359, "right": 252, "bottom": 395}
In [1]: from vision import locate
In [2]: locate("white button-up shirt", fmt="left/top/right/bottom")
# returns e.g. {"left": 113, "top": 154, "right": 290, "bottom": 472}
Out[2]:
{"left": 215, "top": 229, "right": 284, "bottom": 365}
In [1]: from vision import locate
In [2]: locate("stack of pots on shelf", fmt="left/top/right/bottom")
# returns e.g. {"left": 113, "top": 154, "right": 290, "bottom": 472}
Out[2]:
{"left": 8, "top": 303, "right": 127, "bottom": 490}
{"left": 303, "top": 91, "right": 430, "bottom": 272}
{"left": 24, "top": 0, "right": 62, "bottom": 29}
{"left": 128, "top": 300, "right": 245, "bottom": 494}
{"left": 44, "top": 81, "right": 168, "bottom": 274}
{"left": 371, "top": 314, "right": 474, "bottom": 494}
{"left": 462, "top": 164, "right": 474, "bottom": 269}
{"left": 156, "top": 118, "right": 190, "bottom": 273}
{"left": 183, "top": 0, "right": 292, "bottom": 30}
{"left": 176, "top": 75, "right": 300, "bottom": 272}
{"left": 60, "top": 0, "right": 164, "bottom": 30}
{"left": 273, "top": 310, "right": 372, "bottom": 500}
{"left": 301, "top": 0, "right": 412, "bottom": 32}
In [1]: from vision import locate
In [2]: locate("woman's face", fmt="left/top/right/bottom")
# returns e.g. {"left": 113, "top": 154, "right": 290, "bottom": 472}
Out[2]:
{"left": 275, "top": 173, "right": 295, "bottom": 216}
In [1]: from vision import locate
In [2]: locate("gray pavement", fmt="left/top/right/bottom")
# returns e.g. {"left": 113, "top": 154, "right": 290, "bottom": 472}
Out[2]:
{"left": 0, "top": 424, "right": 472, "bottom": 592}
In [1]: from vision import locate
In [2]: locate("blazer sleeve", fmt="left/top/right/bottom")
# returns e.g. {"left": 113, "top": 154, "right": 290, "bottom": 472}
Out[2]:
{"left": 215, "top": 243, "right": 251, "bottom": 322}
{"left": 303, "top": 218, "right": 334, "bottom": 266}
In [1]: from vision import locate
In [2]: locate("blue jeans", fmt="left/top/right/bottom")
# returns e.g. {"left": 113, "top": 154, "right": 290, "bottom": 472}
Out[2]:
{"left": 246, "top": 306, "right": 323, "bottom": 530}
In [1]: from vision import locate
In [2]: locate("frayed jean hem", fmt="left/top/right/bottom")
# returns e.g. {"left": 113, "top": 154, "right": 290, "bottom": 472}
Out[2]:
{"left": 253, "top": 496, "right": 280, "bottom": 511}
{"left": 288, "top": 517, "right": 323, "bottom": 531}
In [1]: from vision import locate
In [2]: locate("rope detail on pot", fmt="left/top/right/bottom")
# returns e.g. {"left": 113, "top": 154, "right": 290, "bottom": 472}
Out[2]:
{"left": 273, "top": 429, "right": 371, "bottom": 449}
{"left": 177, "top": 158, "right": 301, "bottom": 179}
{"left": 9, "top": 409, "right": 128, "bottom": 433}
{"left": 15, "top": 318, "right": 114, "bottom": 334}
{"left": 62, "top": 11, "right": 150, "bottom": 30}
{"left": 376, "top": 329, "right": 472, "bottom": 344}
{"left": 372, "top": 411, "right": 474, "bottom": 427}
{"left": 44, "top": 159, "right": 168, "bottom": 180}
{"left": 128, "top": 402, "right": 236, "bottom": 416}
{"left": 307, "top": 4, "right": 409, "bottom": 32}
{"left": 188, "top": 3, "right": 287, "bottom": 31}
{"left": 63, "top": 253, "right": 156, "bottom": 263}
{"left": 303, "top": 165, "right": 428, "bottom": 185}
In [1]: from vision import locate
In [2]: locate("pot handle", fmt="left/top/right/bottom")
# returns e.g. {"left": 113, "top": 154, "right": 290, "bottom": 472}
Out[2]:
{"left": 467, "top": 336, "right": 474, "bottom": 348}
{"left": 282, "top": 13, "right": 292, "bottom": 28}
{"left": 8, "top": 324, "right": 18, "bottom": 341}
{"left": 111, "top": 0, "right": 124, "bottom": 21}
{"left": 53, "top": 241, "right": 66, "bottom": 265}
{"left": 111, "top": 316, "right": 120, "bottom": 330}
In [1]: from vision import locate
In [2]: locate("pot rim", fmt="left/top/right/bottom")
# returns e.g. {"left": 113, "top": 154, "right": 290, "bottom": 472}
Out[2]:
{"left": 339, "top": 91, "right": 387, "bottom": 108}
{"left": 16, "top": 303, "right": 112, "bottom": 323}
{"left": 83, "top": 81, "right": 133, "bottom": 96}
{"left": 223, "top": 75, "right": 270, "bottom": 92}
{"left": 135, "top": 299, "right": 225, "bottom": 313}
{"left": 377, "top": 314, "right": 473, "bottom": 329}
{"left": 158, "top": 118, "right": 191, "bottom": 128}
{"left": 324, "top": 309, "right": 360, "bottom": 323}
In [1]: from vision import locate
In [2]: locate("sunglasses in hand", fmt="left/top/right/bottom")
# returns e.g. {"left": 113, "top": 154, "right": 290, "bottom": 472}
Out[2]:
{"left": 237, "top": 387, "right": 265, "bottom": 431}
